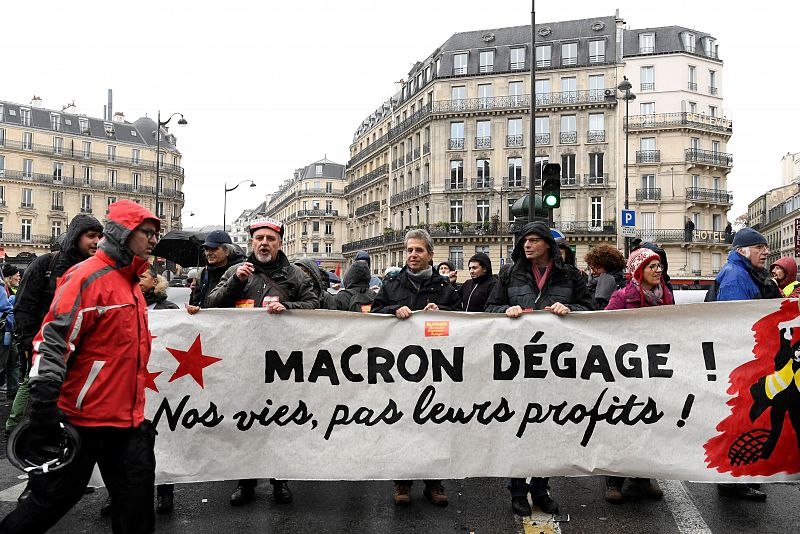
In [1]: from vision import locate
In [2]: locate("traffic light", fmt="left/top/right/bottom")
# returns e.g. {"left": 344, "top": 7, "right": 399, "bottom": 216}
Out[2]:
{"left": 542, "top": 163, "right": 561, "bottom": 209}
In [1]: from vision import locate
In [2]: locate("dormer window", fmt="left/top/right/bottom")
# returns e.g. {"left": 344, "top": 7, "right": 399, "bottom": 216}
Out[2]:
{"left": 315, "top": 164, "right": 323, "bottom": 176}
{"left": 639, "top": 33, "right": 655, "bottom": 54}
{"left": 104, "top": 122, "right": 114, "bottom": 137}
{"left": 79, "top": 117, "right": 89, "bottom": 134}
{"left": 682, "top": 32, "right": 696, "bottom": 53}
{"left": 50, "top": 113, "right": 61, "bottom": 131}
{"left": 703, "top": 37, "right": 716, "bottom": 58}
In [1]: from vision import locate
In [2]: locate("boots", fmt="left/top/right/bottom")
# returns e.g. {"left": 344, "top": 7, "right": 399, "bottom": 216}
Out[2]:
{"left": 393, "top": 483, "right": 411, "bottom": 506}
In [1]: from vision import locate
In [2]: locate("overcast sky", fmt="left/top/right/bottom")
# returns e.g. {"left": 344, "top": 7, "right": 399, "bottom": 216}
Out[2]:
{"left": 4, "top": 1, "right": 796, "bottom": 226}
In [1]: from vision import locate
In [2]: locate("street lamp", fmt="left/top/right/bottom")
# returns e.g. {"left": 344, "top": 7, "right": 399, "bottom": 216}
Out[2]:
{"left": 607, "top": 77, "right": 636, "bottom": 255}
{"left": 223, "top": 180, "right": 257, "bottom": 229}
{"left": 154, "top": 111, "right": 187, "bottom": 225}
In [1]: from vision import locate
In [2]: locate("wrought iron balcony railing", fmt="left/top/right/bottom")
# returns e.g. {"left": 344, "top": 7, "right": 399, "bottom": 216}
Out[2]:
{"left": 535, "top": 133, "right": 551, "bottom": 145}
{"left": 344, "top": 164, "right": 389, "bottom": 194}
{"left": 585, "top": 173, "right": 608, "bottom": 186}
{"left": 636, "top": 188, "right": 661, "bottom": 201}
{"left": 685, "top": 148, "right": 733, "bottom": 167}
{"left": 432, "top": 95, "right": 530, "bottom": 114}
{"left": 635, "top": 228, "right": 730, "bottom": 245}
{"left": 552, "top": 220, "right": 616, "bottom": 235}
{"left": 0, "top": 233, "right": 53, "bottom": 245}
{"left": 709, "top": 86, "right": 718, "bottom": 95}
{"left": 471, "top": 177, "right": 494, "bottom": 190}
{"left": 561, "top": 176, "right": 577, "bottom": 186}
{"left": 688, "top": 82, "right": 697, "bottom": 91}
{"left": 474, "top": 136, "right": 492, "bottom": 149}
{"left": 686, "top": 187, "right": 732, "bottom": 204}
{"left": 640, "top": 83, "right": 655, "bottom": 91}
{"left": 354, "top": 201, "right": 380, "bottom": 217}
{"left": 587, "top": 130, "right": 606, "bottom": 143}
{"left": 636, "top": 150, "right": 661, "bottom": 163}
{"left": 449, "top": 138, "right": 465, "bottom": 150}
{"left": 560, "top": 131, "right": 577, "bottom": 144}
{"left": 506, "top": 134, "right": 523, "bottom": 147}
{"left": 1, "top": 169, "right": 165, "bottom": 196}
{"left": 445, "top": 179, "right": 466, "bottom": 191}
{"left": 624, "top": 112, "right": 732, "bottom": 134}
{"left": 535, "top": 89, "right": 613, "bottom": 107}
{"left": 390, "top": 182, "right": 430, "bottom": 205}
{"left": 503, "top": 176, "right": 531, "bottom": 188}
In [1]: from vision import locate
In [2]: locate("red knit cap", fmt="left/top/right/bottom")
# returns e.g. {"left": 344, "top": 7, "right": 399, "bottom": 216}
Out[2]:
{"left": 627, "top": 247, "right": 660, "bottom": 280}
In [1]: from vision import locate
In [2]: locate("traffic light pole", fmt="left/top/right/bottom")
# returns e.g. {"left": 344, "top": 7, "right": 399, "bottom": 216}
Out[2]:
{"left": 528, "top": 3, "right": 536, "bottom": 222}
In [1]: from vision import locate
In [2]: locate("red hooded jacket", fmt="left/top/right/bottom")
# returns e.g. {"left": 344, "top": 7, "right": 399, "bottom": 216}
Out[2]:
{"left": 30, "top": 200, "right": 159, "bottom": 427}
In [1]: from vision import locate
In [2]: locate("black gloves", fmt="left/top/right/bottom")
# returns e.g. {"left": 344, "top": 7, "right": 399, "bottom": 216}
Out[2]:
{"left": 27, "top": 380, "right": 64, "bottom": 464}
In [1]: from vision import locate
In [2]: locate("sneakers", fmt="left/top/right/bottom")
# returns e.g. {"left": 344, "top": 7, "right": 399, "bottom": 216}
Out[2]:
{"left": 511, "top": 495, "right": 532, "bottom": 516}
{"left": 605, "top": 486, "right": 624, "bottom": 504}
{"left": 423, "top": 484, "right": 448, "bottom": 507}
{"left": 532, "top": 493, "right": 560, "bottom": 514}
{"left": 156, "top": 493, "right": 174, "bottom": 514}
{"left": 632, "top": 478, "right": 663, "bottom": 500}
{"left": 229, "top": 485, "right": 255, "bottom": 506}
{"left": 393, "top": 483, "right": 411, "bottom": 506}
{"left": 271, "top": 481, "right": 293, "bottom": 504}
{"left": 717, "top": 483, "right": 767, "bottom": 502}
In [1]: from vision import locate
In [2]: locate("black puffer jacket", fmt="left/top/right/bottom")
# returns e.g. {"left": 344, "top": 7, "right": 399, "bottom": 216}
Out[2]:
{"left": 190, "top": 245, "right": 247, "bottom": 307}
{"left": 13, "top": 214, "right": 103, "bottom": 354}
{"left": 144, "top": 290, "right": 179, "bottom": 310}
{"left": 485, "top": 221, "right": 592, "bottom": 312}
{"left": 457, "top": 252, "right": 498, "bottom": 312}
{"left": 207, "top": 251, "right": 317, "bottom": 309}
{"left": 370, "top": 266, "right": 462, "bottom": 314}
{"left": 294, "top": 258, "right": 337, "bottom": 310}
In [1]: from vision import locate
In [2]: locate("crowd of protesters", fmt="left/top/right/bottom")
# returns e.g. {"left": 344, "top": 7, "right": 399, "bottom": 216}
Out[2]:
{"left": 0, "top": 207, "right": 791, "bottom": 532}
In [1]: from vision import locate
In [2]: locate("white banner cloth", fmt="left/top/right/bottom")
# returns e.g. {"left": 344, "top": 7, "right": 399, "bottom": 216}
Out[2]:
{"left": 144, "top": 300, "right": 800, "bottom": 483}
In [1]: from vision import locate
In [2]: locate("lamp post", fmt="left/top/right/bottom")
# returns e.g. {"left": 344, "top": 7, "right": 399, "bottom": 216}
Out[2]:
{"left": 610, "top": 77, "right": 635, "bottom": 256}
{"left": 154, "top": 111, "right": 187, "bottom": 226}
{"left": 223, "top": 180, "right": 257, "bottom": 229}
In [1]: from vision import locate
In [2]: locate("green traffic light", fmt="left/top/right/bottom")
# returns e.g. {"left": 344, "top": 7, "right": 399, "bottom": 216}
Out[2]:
{"left": 544, "top": 195, "right": 558, "bottom": 207}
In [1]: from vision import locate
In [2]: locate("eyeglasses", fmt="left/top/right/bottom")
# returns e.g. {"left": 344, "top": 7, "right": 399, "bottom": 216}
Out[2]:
{"left": 138, "top": 228, "right": 158, "bottom": 239}
{"left": 646, "top": 263, "right": 663, "bottom": 272}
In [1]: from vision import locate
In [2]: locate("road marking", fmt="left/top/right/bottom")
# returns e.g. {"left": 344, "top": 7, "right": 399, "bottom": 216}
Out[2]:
{"left": 0, "top": 482, "right": 27, "bottom": 502}
{"left": 660, "top": 479, "right": 712, "bottom": 534}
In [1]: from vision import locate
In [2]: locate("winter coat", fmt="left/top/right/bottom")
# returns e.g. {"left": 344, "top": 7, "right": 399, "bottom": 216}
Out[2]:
{"left": 189, "top": 246, "right": 247, "bottom": 307}
{"left": 13, "top": 214, "right": 103, "bottom": 354}
{"left": 605, "top": 280, "right": 674, "bottom": 310}
{"left": 206, "top": 251, "right": 317, "bottom": 309}
{"left": 144, "top": 287, "right": 179, "bottom": 311}
{"left": 457, "top": 253, "right": 497, "bottom": 312}
{"left": 770, "top": 257, "right": 800, "bottom": 298}
{"left": 485, "top": 221, "right": 592, "bottom": 313}
{"left": 370, "top": 267, "right": 462, "bottom": 314}
{"left": 294, "top": 258, "right": 337, "bottom": 310}
{"left": 336, "top": 262, "right": 375, "bottom": 312}
{"left": 587, "top": 269, "right": 626, "bottom": 310}
{"left": 0, "top": 279, "right": 13, "bottom": 346}
{"left": 715, "top": 250, "right": 781, "bottom": 302}
{"left": 30, "top": 201, "right": 156, "bottom": 428}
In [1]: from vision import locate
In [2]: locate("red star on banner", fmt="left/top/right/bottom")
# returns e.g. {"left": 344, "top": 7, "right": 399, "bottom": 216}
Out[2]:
{"left": 166, "top": 335, "right": 221, "bottom": 388}
{"left": 145, "top": 369, "right": 162, "bottom": 393}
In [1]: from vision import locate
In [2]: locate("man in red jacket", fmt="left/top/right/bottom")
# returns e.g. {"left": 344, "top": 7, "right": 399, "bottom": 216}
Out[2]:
{"left": 0, "top": 200, "right": 160, "bottom": 534}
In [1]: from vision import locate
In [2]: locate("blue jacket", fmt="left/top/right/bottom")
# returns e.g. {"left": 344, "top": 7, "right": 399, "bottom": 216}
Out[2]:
{"left": 0, "top": 280, "right": 14, "bottom": 346}
{"left": 715, "top": 250, "right": 777, "bottom": 301}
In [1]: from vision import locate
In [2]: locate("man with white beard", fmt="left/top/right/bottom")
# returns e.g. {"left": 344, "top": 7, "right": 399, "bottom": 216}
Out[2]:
{"left": 206, "top": 217, "right": 317, "bottom": 506}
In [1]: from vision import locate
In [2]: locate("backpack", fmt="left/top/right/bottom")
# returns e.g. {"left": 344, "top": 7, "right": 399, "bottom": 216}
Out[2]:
{"left": 704, "top": 280, "right": 719, "bottom": 302}
{"left": 345, "top": 288, "right": 375, "bottom": 313}
{"left": 44, "top": 251, "right": 62, "bottom": 293}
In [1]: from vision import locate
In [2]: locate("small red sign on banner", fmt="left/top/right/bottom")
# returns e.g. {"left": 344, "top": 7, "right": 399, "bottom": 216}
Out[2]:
{"left": 424, "top": 321, "right": 450, "bottom": 337}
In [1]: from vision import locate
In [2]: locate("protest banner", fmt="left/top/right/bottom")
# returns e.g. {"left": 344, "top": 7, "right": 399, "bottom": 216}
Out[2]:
{"left": 144, "top": 300, "right": 800, "bottom": 484}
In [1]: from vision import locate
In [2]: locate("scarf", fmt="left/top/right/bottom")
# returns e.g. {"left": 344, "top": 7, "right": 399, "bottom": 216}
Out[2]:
{"left": 633, "top": 278, "right": 665, "bottom": 307}
{"left": 531, "top": 260, "right": 554, "bottom": 291}
{"left": 406, "top": 266, "right": 433, "bottom": 290}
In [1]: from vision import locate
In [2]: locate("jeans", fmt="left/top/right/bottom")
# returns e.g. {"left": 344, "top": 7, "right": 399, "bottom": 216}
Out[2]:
{"left": 507, "top": 477, "right": 550, "bottom": 499}
{"left": 5, "top": 373, "right": 29, "bottom": 432}
{"left": 0, "top": 421, "right": 156, "bottom": 534}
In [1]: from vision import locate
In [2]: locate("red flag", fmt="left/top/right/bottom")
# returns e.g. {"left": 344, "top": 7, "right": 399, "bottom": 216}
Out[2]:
{"left": 335, "top": 263, "right": 341, "bottom": 277}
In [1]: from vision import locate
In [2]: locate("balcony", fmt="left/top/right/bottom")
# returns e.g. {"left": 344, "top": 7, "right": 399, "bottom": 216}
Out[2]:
{"left": 585, "top": 173, "right": 608, "bottom": 186}
{"left": 688, "top": 82, "right": 698, "bottom": 91}
{"left": 448, "top": 138, "right": 465, "bottom": 150}
{"left": 432, "top": 95, "right": 530, "bottom": 114}
{"left": 709, "top": 86, "right": 718, "bottom": 95}
{"left": 686, "top": 187, "right": 733, "bottom": 204}
{"left": 639, "top": 46, "right": 655, "bottom": 54}
{"left": 20, "top": 203, "right": 34, "bottom": 209}
{"left": 80, "top": 207, "right": 93, "bottom": 213}
{"left": 390, "top": 182, "right": 430, "bottom": 205}
{"left": 685, "top": 148, "right": 733, "bottom": 168}
{"left": 635, "top": 228, "right": 730, "bottom": 245}
{"left": 354, "top": 201, "right": 380, "bottom": 217}
{"left": 503, "top": 176, "right": 528, "bottom": 189}
{"left": 474, "top": 136, "right": 492, "bottom": 149}
{"left": 552, "top": 220, "right": 616, "bottom": 236}
{"left": 445, "top": 179, "right": 466, "bottom": 191}
{"left": 344, "top": 164, "right": 389, "bottom": 194}
{"left": 587, "top": 130, "right": 606, "bottom": 143}
{"left": 348, "top": 103, "right": 432, "bottom": 168}
{"left": 506, "top": 134, "right": 523, "bottom": 147}
{"left": 640, "top": 83, "right": 655, "bottom": 91}
{"left": 0, "top": 138, "right": 185, "bottom": 175}
{"left": 534, "top": 89, "right": 614, "bottom": 107}
{"left": 535, "top": 133, "right": 551, "bottom": 145}
{"left": 561, "top": 176, "right": 577, "bottom": 186}
{"left": 51, "top": 205, "right": 65, "bottom": 211}
{"left": 636, "top": 150, "right": 661, "bottom": 164}
{"left": 624, "top": 112, "right": 732, "bottom": 134}
{"left": 559, "top": 131, "right": 577, "bottom": 144}
{"left": 471, "top": 177, "right": 494, "bottom": 190}
{"left": 636, "top": 188, "right": 661, "bottom": 201}
{"left": 0, "top": 233, "right": 53, "bottom": 245}
{"left": 295, "top": 209, "right": 339, "bottom": 218}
